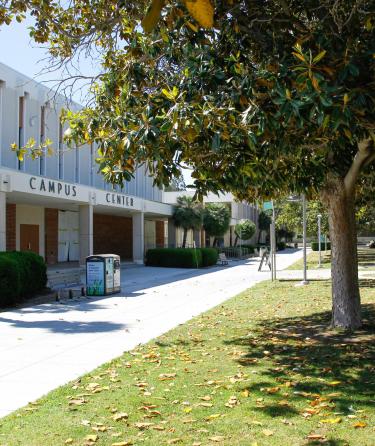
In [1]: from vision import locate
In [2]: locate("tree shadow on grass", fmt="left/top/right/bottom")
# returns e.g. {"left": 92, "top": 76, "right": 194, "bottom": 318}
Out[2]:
{"left": 225, "top": 303, "right": 375, "bottom": 417}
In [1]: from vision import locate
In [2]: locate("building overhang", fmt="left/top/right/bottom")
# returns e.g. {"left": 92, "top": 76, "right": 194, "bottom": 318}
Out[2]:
{"left": 0, "top": 167, "right": 173, "bottom": 218}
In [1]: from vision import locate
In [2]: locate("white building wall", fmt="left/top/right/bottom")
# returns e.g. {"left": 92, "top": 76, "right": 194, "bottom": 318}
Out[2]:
{"left": 79, "top": 144, "right": 91, "bottom": 186}
{"left": 0, "top": 62, "right": 163, "bottom": 202}
{"left": 45, "top": 106, "right": 59, "bottom": 179}
{"left": 0, "top": 86, "right": 18, "bottom": 169}
{"left": 24, "top": 96, "right": 40, "bottom": 175}
{"left": 144, "top": 220, "right": 156, "bottom": 250}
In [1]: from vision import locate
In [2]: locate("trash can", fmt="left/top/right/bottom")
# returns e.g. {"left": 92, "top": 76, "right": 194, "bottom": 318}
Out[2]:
{"left": 86, "top": 254, "right": 121, "bottom": 296}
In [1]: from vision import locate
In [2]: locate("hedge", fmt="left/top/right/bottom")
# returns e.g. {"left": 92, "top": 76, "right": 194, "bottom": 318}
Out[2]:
{"left": 311, "top": 241, "right": 331, "bottom": 251}
{"left": 0, "top": 256, "right": 21, "bottom": 306}
{"left": 146, "top": 248, "right": 203, "bottom": 268}
{"left": 200, "top": 248, "right": 219, "bottom": 267}
{"left": 277, "top": 241, "right": 286, "bottom": 251}
{"left": 0, "top": 251, "right": 47, "bottom": 307}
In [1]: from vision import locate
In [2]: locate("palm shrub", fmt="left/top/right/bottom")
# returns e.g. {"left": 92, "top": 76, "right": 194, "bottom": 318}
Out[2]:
{"left": 173, "top": 196, "right": 203, "bottom": 248}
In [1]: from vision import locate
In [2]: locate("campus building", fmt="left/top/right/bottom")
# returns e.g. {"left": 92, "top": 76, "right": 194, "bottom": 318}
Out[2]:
{"left": 163, "top": 191, "right": 259, "bottom": 248}
{"left": 0, "top": 62, "right": 172, "bottom": 265}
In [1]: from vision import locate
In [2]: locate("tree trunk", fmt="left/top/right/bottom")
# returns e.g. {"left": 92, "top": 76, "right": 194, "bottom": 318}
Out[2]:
{"left": 257, "top": 230, "right": 262, "bottom": 244}
{"left": 322, "top": 177, "right": 361, "bottom": 330}
{"left": 234, "top": 235, "right": 238, "bottom": 247}
{"left": 182, "top": 228, "right": 188, "bottom": 248}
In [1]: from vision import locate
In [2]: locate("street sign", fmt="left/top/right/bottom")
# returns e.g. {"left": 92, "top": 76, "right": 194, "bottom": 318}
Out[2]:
{"left": 263, "top": 201, "right": 273, "bottom": 211}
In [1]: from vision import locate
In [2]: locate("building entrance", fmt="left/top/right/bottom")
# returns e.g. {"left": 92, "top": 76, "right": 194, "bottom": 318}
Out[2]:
{"left": 58, "top": 211, "right": 79, "bottom": 262}
{"left": 20, "top": 224, "right": 39, "bottom": 254}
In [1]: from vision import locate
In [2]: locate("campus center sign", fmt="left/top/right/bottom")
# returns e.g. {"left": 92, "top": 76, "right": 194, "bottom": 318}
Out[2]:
{"left": 29, "top": 177, "right": 77, "bottom": 197}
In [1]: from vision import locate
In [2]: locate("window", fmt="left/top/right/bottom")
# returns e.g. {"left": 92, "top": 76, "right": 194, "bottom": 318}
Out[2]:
{"left": 39, "top": 105, "right": 46, "bottom": 175}
{"left": 58, "top": 120, "right": 63, "bottom": 179}
{"left": 0, "top": 80, "right": 4, "bottom": 167}
{"left": 18, "top": 96, "right": 24, "bottom": 170}
{"left": 75, "top": 146, "right": 80, "bottom": 183}
{"left": 90, "top": 144, "right": 94, "bottom": 186}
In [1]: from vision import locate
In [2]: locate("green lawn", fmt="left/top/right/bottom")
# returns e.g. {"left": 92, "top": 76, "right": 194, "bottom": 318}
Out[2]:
{"left": 287, "top": 251, "right": 332, "bottom": 270}
{"left": 287, "top": 247, "right": 375, "bottom": 271}
{"left": 0, "top": 281, "right": 374, "bottom": 446}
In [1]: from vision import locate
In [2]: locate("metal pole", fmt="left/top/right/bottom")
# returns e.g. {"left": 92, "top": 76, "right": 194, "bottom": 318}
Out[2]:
{"left": 270, "top": 221, "right": 274, "bottom": 280}
{"left": 301, "top": 194, "right": 309, "bottom": 285}
{"left": 317, "top": 214, "right": 322, "bottom": 268}
{"left": 272, "top": 200, "right": 276, "bottom": 280}
{"left": 240, "top": 226, "right": 242, "bottom": 259}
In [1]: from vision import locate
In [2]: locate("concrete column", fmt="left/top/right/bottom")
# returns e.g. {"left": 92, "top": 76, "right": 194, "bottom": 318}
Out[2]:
{"left": 79, "top": 204, "right": 93, "bottom": 266}
{"left": 133, "top": 211, "right": 144, "bottom": 264}
{"left": 167, "top": 218, "right": 176, "bottom": 248}
{"left": 0, "top": 192, "right": 6, "bottom": 251}
{"left": 193, "top": 229, "right": 201, "bottom": 248}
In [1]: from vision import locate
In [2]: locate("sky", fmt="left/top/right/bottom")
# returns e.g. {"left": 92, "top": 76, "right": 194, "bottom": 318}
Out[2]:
{"left": 0, "top": 16, "right": 98, "bottom": 104}
{"left": 0, "top": 17, "right": 194, "bottom": 185}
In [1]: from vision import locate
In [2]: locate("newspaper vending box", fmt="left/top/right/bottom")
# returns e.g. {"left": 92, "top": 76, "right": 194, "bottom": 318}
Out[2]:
{"left": 86, "top": 254, "right": 121, "bottom": 296}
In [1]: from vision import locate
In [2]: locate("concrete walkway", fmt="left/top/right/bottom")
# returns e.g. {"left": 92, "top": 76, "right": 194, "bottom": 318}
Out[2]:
{"left": 0, "top": 249, "right": 304, "bottom": 418}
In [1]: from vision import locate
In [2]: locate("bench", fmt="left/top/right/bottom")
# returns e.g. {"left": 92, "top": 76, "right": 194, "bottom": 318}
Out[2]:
{"left": 218, "top": 253, "right": 229, "bottom": 266}
{"left": 47, "top": 269, "right": 86, "bottom": 301}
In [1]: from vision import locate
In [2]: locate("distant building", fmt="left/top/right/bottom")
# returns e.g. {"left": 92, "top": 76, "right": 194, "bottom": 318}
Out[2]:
{"left": 163, "top": 191, "right": 259, "bottom": 248}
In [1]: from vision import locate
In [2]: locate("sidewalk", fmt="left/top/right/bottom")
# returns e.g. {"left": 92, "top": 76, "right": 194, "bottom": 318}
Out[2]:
{"left": 0, "top": 249, "right": 304, "bottom": 418}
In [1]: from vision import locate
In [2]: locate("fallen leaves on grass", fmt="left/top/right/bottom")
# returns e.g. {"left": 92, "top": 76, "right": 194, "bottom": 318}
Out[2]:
{"left": 208, "top": 436, "right": 225, "bottom": 442}
{"left": 112, "top": 412, "right": 129, "bottom": 421}
{"left": 262, "top": 429, "right": 274, "bottom": 436}
{"left": 306, "top": 434, "right": 326, "bottom": 441}
{"left": 353, "top": 421, "right": 367, "bottom": 428}
{"left": 225, "top": 396, "right": 240, "bottom": 408}
{"left": 134, "top": 422, "right": 154, "bottom": 430}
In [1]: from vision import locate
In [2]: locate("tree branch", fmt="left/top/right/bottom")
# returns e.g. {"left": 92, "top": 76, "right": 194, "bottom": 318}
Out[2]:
{"left": 344, "top": 137, "right": 375, "bottom": 195}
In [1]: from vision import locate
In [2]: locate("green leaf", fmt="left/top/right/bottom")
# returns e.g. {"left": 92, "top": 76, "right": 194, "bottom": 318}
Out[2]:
{"left": 313, "top": 50, "right": 326, "bottom": 63}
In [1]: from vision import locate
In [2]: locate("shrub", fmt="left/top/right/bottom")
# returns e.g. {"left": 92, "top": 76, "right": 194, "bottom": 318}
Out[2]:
{"left": 0, "top": 251, "right": 47, "bottom": 307}
{"left": 237, "top": 245, "right": 255, "bottom": 254}
{"left": 200, "top": 248, "right": 218, "bottom": 266}
{"left": 0, "top": 256, "right": 20, "bottom": 306}
{"left": 146, "top": 248, "right": 202, "bottom": 268}
{"left": 311, "top": 241, "right": 331, "bottom": 251}
{"left": 277, "top": 241, "right": 286, "bottom": 251}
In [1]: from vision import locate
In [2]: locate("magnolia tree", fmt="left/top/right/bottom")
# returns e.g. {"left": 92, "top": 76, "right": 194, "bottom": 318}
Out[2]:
{"left": 276, "top": 200, "right": 330, "bottom": 239}
{"left": 2, "top": 1, "right": 374, "bottom": 329}
{"left": 203, "top": 203, "right": 230, "bottom": 246}
{"left": 234, "top": 220, "right": 256, "bottom": 247}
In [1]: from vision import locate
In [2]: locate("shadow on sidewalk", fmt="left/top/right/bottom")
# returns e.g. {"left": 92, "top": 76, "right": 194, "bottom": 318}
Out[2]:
{"left": 0, "top": 316, "right": 127, "bottom": 334}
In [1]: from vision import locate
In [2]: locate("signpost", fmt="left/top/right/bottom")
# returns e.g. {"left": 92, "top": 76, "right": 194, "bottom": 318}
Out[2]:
{"left": 317, "top": 213, "right": 322, "bottom": 268}
{"left": 263, "top": 201, "right": 276, "bottom": 280}
{"left": 301, "top": 194, "right": 309, "bottom": 285}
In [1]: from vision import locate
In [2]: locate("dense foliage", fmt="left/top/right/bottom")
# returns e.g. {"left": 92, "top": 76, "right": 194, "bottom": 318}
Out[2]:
{"left": 311, "top": 241, "right": 331, "bottom": 251}
{"left": 203, "top": 203, "right": 231, "bottom": 245}
{"left": 0, "top": 251, "right": 47, "bottom": 307}
{"left": 275, "top": 199, "right": 330, "bottom": 238}
{"left": 145, "top": 247, "right": 201, "bottom": 267}
{"left": 200, "top": 247, "right": 219, "bottom": 266}
{"left": 234, "top": 219, "right": 256, "bottom": 246}
{"left": 172, "top": 196, "right": 203, "bottom": 247}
